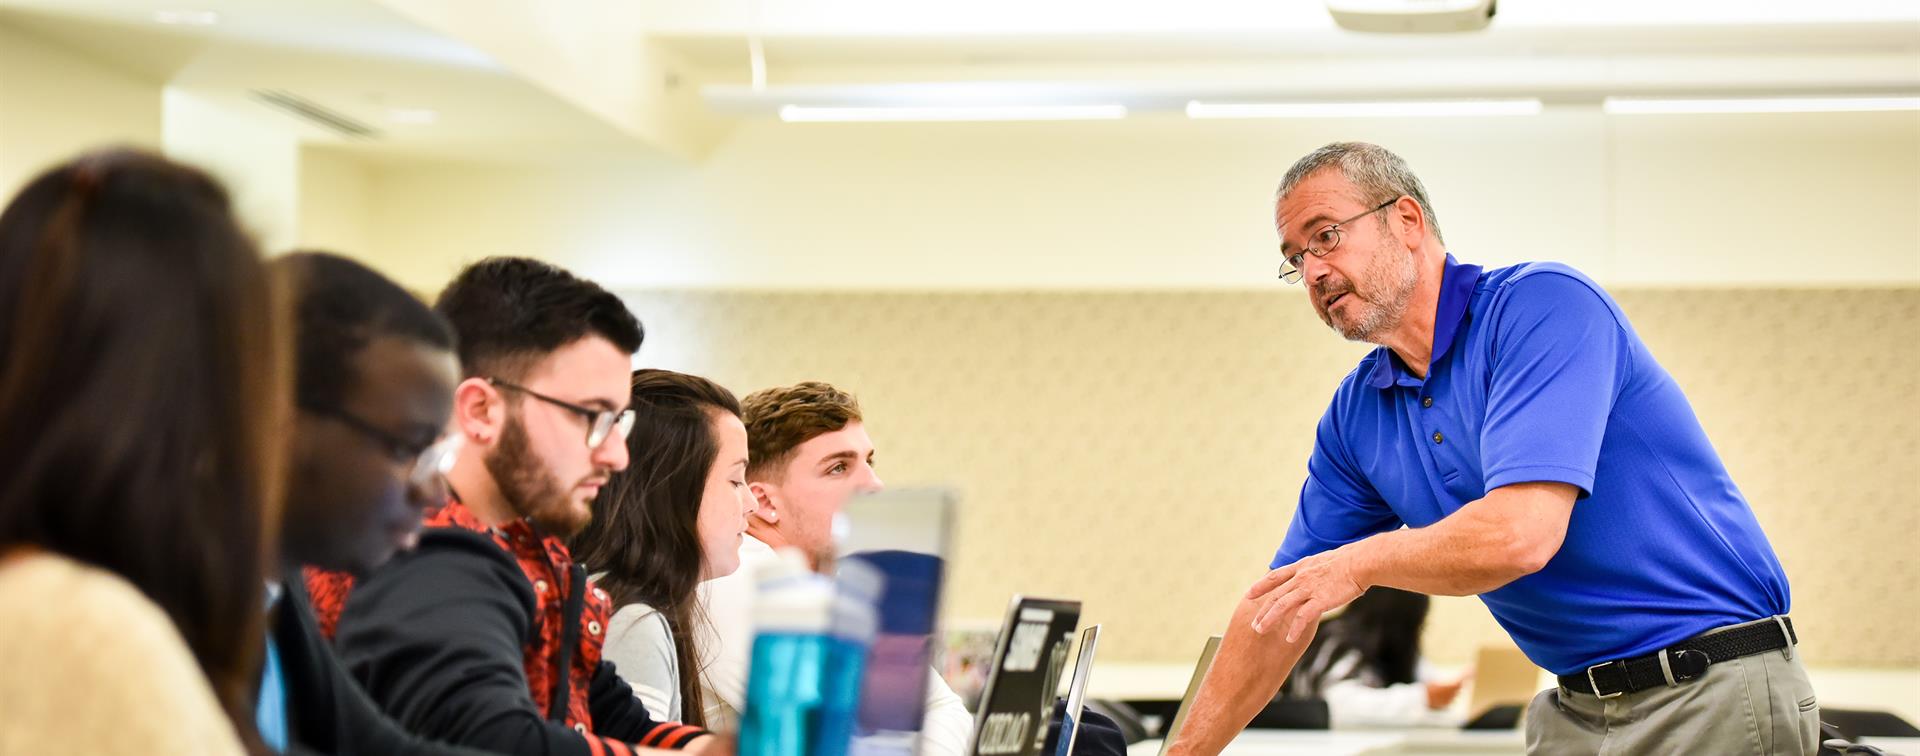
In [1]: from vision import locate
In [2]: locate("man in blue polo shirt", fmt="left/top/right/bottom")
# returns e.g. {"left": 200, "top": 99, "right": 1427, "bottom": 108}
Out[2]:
{"left": 1167, "top": 142, "right": 1815, "bottom": 755}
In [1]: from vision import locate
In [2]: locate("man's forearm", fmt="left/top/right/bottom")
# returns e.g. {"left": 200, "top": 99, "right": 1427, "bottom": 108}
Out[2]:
{"left": 1344, "top": 522, "right": 1525, "bottom": 597}
{"left": 1164, "top": 594, "right": 1314, "bottom": 756}
{"left": 1347, "top": 482, "right": 1573, "bottom": 597}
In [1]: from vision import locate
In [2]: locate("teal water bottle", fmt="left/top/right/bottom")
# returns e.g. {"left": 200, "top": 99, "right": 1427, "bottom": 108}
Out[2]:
{"left": 813, "top": 560, "right": 884, "bottom": 756}
{"left": 740, "top": 549, "right": 833, "bottom": 756}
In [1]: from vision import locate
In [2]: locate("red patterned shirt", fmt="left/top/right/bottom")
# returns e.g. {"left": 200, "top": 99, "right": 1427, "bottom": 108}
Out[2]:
{"left": 306, "top": 499, "right": 705, "bottom": 754}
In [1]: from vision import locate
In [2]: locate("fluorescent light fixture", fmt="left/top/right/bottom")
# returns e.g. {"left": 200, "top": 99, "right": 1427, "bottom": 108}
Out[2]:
{"left": 153, "top": 9, "right": 219, "bottom": 25}
{"left": 1186, "top": 99, "right": 1543, "bottom": 119}
{"left": 387, "top": 107, "right": 440, "bottom": 125}
{"left": 778, "top": 105, "right": 1127, "bottom": 122}
{"left": 1602, "top": 96, "right": 1920, "bottom": 114}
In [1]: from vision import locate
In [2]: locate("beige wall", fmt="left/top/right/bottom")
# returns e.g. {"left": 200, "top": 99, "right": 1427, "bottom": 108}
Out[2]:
{"left": 326, "top": 108, "right": 1920, "bottom": 668}
{"left": 162, "top": 89, "right": 303, "bottom": 255}
{"left": 618, "top": 287, "right": 1920, "bottom": 669}
{"left": 8, "top": 17, "right": 1912, "bottom": 670}
{"left": 345, "top": 107, "right": 1919, "bottom": 293}
{"left": 297, "top": 146, "right": 375, "bottom": 260}
{"left": 0, "top": 22, "right": 161, "bottom": 199}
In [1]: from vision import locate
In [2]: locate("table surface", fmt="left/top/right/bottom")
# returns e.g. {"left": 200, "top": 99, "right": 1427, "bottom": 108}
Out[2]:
{"left": 1128, "top": 729, "right": 1527, "bottom": 756}
{"left": 1126, "top": 730, "right": 1920, "bottom": 756}
{"left": 1859, "top": 736, "right": 1920, "bottom": 753}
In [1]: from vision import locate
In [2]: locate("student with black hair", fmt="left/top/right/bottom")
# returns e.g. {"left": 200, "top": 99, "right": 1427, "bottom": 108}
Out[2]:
{"left": 306, "top": 257, "right": 718, "bottom": 756}
{"left": 269, "top": 251, "right": 500, "bottom": 756}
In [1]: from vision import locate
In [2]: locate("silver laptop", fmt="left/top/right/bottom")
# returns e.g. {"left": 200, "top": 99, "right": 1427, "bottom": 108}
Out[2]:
{"left": 1156, "top": 636, "right": 1223, "bottom": 756}
{"left": 836, "top": 488, "right": 958, "bottom": 755}
{"left": 1052, "top": 624, "right": 1101, "bottom": 756}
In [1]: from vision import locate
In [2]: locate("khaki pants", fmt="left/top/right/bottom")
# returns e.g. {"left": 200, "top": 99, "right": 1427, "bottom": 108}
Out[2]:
{"left": 1525, "top": 620, "right": 1820, "bottom": 756}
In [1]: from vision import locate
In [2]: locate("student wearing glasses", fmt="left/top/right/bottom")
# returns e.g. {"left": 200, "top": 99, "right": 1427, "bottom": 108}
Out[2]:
{"left": 306, "top": 257, "right": 718, "bottom": 756}
{"left": 266, "top": 251, "right": 510, "bottom": 756}
{"left": 1169, "top": 143, "right": 1811, "bottom": 755}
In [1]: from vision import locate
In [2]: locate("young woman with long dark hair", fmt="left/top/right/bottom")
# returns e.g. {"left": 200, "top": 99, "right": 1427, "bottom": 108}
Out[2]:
{"left": 0, "top": 148, "right": 286, "bottom": 753}
{"left": 571, "top": 369, "right": 753, "bottom": 726}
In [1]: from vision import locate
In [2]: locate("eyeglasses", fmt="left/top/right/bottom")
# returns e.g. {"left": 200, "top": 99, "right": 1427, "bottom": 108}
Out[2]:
{"left": 1278, "top": 198, "right": 1398, "bottom": 284}
{"left": 488, "top": 377, "right": 634, "bottom": 449}
{"left": 300, "top": 403, "right": 463, "bottom": 490}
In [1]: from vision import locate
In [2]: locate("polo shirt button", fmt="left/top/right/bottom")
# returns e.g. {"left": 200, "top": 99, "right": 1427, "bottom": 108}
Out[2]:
{"left": 1422, "top": 397, "right": 1433, "bottom": 408}
{"left": 1432, "top": 431, "right": 1444, "bottom": 444}
{"left": 574, "top": 723, "right": 588, "bottom": 735}
{"left": 588, "top": 620, "right": 603, "bottom": 635}
{"left": 535, "top": 580, "right": 549, "bottom": 594}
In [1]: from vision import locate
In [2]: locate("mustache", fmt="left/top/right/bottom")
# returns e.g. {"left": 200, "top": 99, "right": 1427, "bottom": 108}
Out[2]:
{"left": 1312, "top": 278, "right": 1353, "bottom": 302}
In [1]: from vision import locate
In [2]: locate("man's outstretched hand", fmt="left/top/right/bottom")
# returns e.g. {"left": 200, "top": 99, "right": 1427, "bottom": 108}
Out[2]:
{"left": 1245, "top": 546, "right": 1365, "bottom": 643}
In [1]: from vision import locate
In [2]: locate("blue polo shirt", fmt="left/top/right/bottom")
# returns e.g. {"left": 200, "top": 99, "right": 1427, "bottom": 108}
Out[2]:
{"left": 1271, "top": 256, "right": 1790, "bottom": 675}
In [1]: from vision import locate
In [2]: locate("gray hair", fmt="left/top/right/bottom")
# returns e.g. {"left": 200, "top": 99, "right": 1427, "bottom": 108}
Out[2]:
{"left": 1275, "top": 142, "right": 1445, "bottom": 245}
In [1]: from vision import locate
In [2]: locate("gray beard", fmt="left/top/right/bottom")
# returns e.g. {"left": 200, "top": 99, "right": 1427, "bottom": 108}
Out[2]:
{"left": 1332, "top": 244, "right": 1418, "bottom": 344}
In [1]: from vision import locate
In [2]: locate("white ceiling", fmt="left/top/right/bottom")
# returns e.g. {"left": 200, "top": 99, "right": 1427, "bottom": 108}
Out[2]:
{"left": 3, "top": 0, "right": 1916, "bottom": 162}
{"left": 0, "top": 0, "right": 494, "bottom": 67}
{"left": 652, "top": 1, "right": 1920, "bottom": 117}
{"left": 0, "top": 0, "right": 638, "bottom": 163}
{"left": 629, "top": 0, "right": 1920, "bottom": 36}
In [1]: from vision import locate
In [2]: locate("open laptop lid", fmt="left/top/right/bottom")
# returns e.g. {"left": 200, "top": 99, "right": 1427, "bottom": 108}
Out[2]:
{"left": 1464, "top": 644, "right": 1538, "bottom": 723}
{"left": 1156, "top": 636, "right": 1223, "bottom": 756}
{"left": 967, "top": 596, "right": 1082, "bottom": 756}
{"left": 1052, "top": 625, "right": 1101, "bottom": 756}
{"left": 837, "top": 489, "right": 958, "bottom": 752}
{"left": 837, "top": 487, "right": 956, "bottom": 560}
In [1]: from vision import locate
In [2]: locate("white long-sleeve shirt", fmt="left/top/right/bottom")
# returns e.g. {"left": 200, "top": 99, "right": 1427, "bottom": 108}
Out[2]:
{"left": 696, "top": 536, "right": 975, "bottom": 756}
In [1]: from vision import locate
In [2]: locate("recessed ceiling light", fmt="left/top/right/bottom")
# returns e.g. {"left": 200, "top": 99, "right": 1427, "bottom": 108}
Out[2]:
{"left": 153, "top": 9, "right": 219, "bottom": 26}
{"left": 1185, "top": 99, "right": 1544, "bottom": 119}
{"left": 778, "top": 105, "right": 1128, "bottom": 122}
{"left": 387, "top": 107, "right": 439, "bottom": 125}
{"left": 1601, "top": 96, "right": 1920, "bottom": 115}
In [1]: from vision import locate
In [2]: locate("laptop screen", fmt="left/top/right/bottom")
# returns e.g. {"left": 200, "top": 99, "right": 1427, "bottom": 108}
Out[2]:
{"left": 838, "top": 489, "right": 957, "bottom": 754}
{"left": 968, "top": 596, "right": 1082, "bottom": 756}
{"left": 1052, "top": 625, "right": 1101, "bottom": 756}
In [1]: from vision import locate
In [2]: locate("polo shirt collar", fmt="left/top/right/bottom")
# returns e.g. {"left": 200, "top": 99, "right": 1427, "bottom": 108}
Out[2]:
{"left": 1367, "top": 254, "right": 1483, "bottom": 390}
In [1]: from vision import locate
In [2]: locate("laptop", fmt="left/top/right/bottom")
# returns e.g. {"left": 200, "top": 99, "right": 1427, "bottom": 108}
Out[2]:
{"left": 836, "top": 489, "right": 958, "bottom": 755}
{"left": 1462, "top": 644, "right": 1540, "bottom": 729}
{"left": 1156, "top": 635, "right": 1223, "bottom": 756}
{"left": 1050, "top": 625, "right": 1102, "bottom": 756}
{"left": 966, "top": 596, "right": 1083, "bottom": 756}
{"left": 837, "top": 487, "right": 956, "bottom": 559}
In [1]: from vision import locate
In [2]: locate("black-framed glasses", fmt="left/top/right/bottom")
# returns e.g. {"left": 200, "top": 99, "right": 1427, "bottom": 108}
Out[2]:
{"left": 488, "top": 377, "right": 634, "bottom": 449}
{"left": 300, "top": 403, "right": 461, "bottom": 489}
{"left": 1278, "top": 198, "right": 1399, "bottom": 284}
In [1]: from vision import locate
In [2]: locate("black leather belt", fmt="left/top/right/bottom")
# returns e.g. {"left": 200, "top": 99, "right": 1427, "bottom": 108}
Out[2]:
{"left": 1558, "top": 616, "right": 1797, "bottom": 699}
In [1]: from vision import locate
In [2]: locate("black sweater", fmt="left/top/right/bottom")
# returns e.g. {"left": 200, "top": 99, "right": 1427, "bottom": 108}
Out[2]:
{"left": 328, "top": 527, "right": 701, "bottom": 756}
{"left": 274, "top": 578, "right": 496, "bottom": 756}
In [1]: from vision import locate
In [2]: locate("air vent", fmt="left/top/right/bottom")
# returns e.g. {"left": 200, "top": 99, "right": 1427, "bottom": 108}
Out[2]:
{"left": 248, "top": 90, "right": 381, "bottom": 139}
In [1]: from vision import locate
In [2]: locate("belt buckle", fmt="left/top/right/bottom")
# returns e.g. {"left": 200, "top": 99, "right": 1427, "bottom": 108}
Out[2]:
{"left": 1586, "top": 660, "right": 1625, "bottom": 700}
